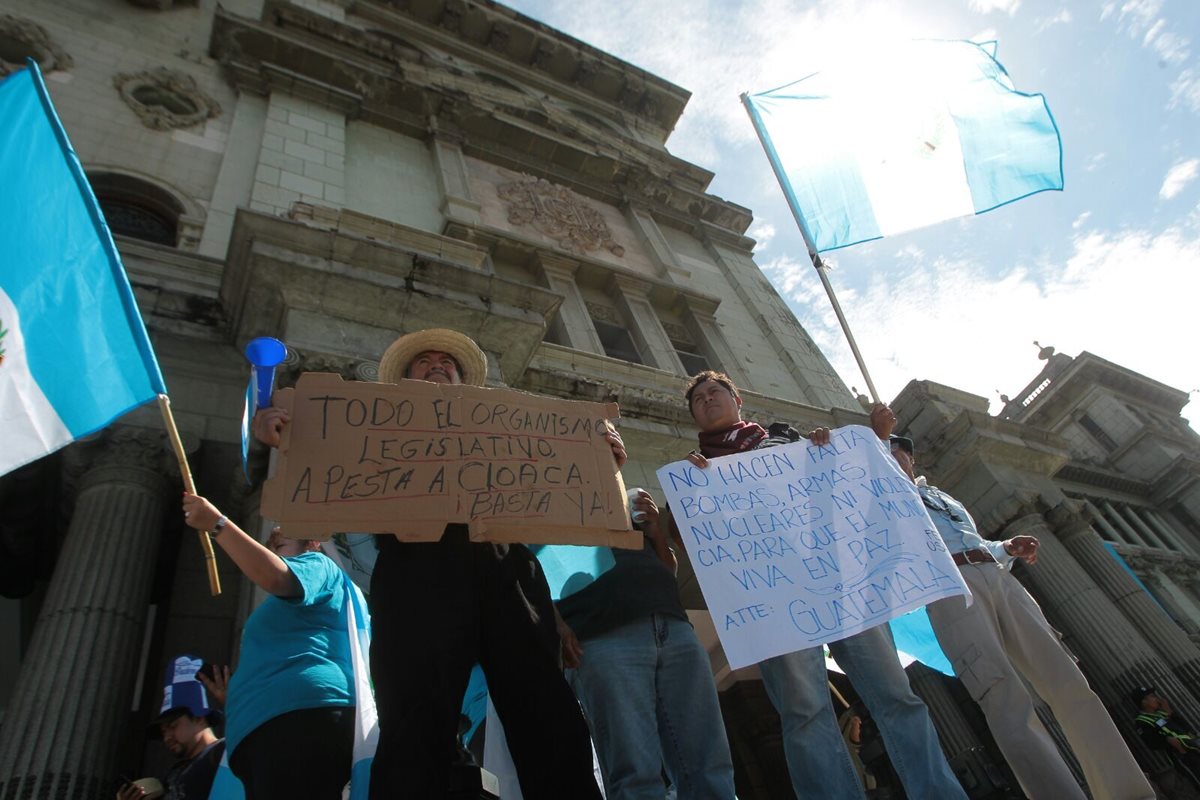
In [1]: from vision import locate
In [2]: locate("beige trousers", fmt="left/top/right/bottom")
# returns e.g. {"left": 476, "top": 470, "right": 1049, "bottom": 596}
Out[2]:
{"left": 927, "top": 563, "right": 1155, "bottom": 800}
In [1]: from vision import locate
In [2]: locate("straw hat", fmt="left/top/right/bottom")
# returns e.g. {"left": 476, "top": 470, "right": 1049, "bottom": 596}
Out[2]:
{"left": 378, "top": 328, "right": 488, "bottom": 387}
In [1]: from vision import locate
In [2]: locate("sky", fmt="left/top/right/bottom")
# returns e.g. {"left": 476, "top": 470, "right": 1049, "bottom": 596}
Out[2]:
{"left": 505, "top": 0, "right": 1200, "bottom": 424}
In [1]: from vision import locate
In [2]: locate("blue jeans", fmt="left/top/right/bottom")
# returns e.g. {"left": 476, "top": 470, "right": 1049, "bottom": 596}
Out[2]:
{"left": 567, "top": 614, "right": 736, "bottom": 800}
{"left": 758, "top": 623, "right": 966, "bottom": 800}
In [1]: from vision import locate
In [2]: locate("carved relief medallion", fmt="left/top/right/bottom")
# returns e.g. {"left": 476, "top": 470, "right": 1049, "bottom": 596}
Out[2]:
{"left": 0, "top": 15, "right": 73, "bottom": 76}
{"left": 113, "top": 67, "right": 220, "bottom": 131}
{"left": 497, "top": 177, "right": 624, "bottom": 257}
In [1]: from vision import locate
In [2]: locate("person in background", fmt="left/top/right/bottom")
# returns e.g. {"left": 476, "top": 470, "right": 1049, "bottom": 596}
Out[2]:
{"left": 118, "top": 654, "right": 225, "bottom": 800}
{"left": 556, "top": 488, "right": 736, "bottom": 799}
{"left": 182, "top": 495, "right": 356, "bottom": 799}
{"left": 1132, "top": 686, "right": 1200, "bottom": 787}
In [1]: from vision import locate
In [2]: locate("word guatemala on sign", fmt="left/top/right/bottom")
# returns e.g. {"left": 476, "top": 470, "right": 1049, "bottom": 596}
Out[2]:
{"left": 657, "top": 426, "right": 968, "bottom": 669}
{"left": 261, "top": 373, "right": 639, "bottom": 549}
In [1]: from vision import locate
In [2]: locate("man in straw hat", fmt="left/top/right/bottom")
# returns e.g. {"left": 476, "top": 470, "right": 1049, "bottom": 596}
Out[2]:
{"left": 254, "top": 328, "right": 617, "bottom": 799}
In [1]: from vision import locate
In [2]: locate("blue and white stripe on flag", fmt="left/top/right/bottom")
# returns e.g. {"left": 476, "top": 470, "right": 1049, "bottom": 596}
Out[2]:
{"left": 889, "top": 607, "right": 953, "bottom": 676}
{"left": 0, "top": 62, "right": 165, "bottom": 477}
{"left": 344, "top": 571, "right": 378, "bottom": 799}
{"left": 745, "top": 39, "right": 1063, "bottom": 253}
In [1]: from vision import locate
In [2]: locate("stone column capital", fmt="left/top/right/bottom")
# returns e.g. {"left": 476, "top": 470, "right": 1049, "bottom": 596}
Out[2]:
{"left": 1047, "top": 498, "right": 1097, "bottom": 541}
{"left": 67, "top": 426, "right": 176, "bottom": 496}
{"left": 979, "top": 490, "right": 1044, "bottom": 535}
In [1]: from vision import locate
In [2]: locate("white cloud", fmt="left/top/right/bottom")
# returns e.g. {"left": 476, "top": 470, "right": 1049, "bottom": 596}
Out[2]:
{"left": 1105, "top": 0, "right": 1190, "bottom": 65}
{"left": 776, "top": 221, "right": 1200, "bottom": 424}
{"left": 749, "top": 222, "right": 777, "bottom": 251}
{"left": 1169, "top": 69, "right": 1200, "bottom": 113}
{"left": 1035, "top": 9, "right": 1072, "bottom": 32}
{"left": 1072, "top": 211, "right": 1092, "bottom": 229}
{"left": 969, "top": 0, "right": 1020, "bottom": 15}
{"left": 1085, "top": 152, "right": 1108, "bottom": 172}
{"left": 1160, "top": 159, "right": 1200, "bottom": 200}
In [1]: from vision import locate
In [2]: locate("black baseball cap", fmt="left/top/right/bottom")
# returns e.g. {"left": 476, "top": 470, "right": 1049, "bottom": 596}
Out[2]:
{"left": 1130, "top": 686, "right": 1157, "bottom": 705}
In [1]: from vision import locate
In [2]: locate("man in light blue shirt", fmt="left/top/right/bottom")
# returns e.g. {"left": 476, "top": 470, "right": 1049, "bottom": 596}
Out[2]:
{"left": 886, "top": 431, "right": 1155, "bottom": 800}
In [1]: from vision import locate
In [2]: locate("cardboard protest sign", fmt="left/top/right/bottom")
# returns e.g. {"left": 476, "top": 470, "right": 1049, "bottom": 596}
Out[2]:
{"left": 262, "top": 373, "right": 639, "bottom": 548}
{"left": 656, "top": 425, "right": 968, "bottom": 669}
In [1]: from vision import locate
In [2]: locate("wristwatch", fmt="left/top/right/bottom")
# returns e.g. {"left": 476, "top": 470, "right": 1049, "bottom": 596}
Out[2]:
{"left": 212, "top": 516, "right": 228, "bottom": 537}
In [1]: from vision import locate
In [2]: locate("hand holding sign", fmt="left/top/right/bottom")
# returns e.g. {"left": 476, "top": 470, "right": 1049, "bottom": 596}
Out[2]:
{"left": 657, "top": 425, "right": 967, "bottom": 669}
{"left": 261, "top": 373, "right": 639, "bottom": 548}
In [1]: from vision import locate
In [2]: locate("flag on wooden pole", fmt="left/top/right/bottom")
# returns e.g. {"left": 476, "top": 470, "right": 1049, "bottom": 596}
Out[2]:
{"left": 0, "top": 62, "right": 166, "bottom": 477}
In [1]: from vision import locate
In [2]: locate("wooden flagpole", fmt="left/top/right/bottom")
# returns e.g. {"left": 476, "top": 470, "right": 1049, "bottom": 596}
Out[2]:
{"left": 157, "top": 394, "right": 221, "bottom": 596}
{"left": 740, "top": 92, "right": 881, "bottom": 404}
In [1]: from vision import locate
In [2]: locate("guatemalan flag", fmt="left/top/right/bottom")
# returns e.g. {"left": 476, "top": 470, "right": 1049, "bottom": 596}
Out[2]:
{"left": 744, "top": 39, "right": 1063, "bottom": 253}
{"left": 0, "top": 62, "right": 165, "bottom": 477}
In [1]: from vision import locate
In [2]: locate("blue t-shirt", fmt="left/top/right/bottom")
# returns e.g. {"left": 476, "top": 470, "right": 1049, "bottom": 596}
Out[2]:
{"left": 225, "top": 552, "right": 354, "bottom": 755}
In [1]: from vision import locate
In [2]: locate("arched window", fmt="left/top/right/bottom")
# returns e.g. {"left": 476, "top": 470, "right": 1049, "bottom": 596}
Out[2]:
{"left": 90, "top": 172, "right": 186, "bottom": 247}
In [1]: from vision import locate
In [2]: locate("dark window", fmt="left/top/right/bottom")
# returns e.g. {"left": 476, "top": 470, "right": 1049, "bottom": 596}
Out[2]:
{"left": 90, "top": 173, "right": 184, "bottom": 247}
{"left": 98, "top": 200, "right": 176, "bottom": 245}
{"left": 594, "top": 319, "right": 642, "bottom": 364}
{"left": 672, "top": 342, "right": 709, "bottom": 375}
{"left": 1079, "top": 413, "right": 1119, "bottom": 453}
{"left": 131, "top": 85, "right": 199, "bottom": 117}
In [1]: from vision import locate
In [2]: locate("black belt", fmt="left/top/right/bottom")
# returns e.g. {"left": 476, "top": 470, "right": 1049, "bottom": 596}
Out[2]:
{"left": 952, "top": 548, "right": 996, "bottom": 567}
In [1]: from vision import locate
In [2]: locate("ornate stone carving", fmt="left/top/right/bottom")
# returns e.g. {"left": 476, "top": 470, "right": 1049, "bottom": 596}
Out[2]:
{"left": 584, "top": 301, "right": 619, "bottom": 324}
{"left": 0, "top": 15, "right": 73, "bottom": 76}
{"left": 112, "top": 67, "right": 220, "bottom": 131}
{"left": 497, "top": 177, "right": 624, "bottom": 257}
{"left": 660, "top": 321, "right": 691, "bottom": 343}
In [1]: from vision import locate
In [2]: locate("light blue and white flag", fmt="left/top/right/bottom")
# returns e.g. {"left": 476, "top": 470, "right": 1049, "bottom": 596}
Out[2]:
{"left": 344, "top": 571, "right": 378, "bottom": 800}
{"left": 0, "top": 62, "right": 165, "bottom": 477}
{"left": 320, "top": 543, "right": 379, "bottom": 799}
{"left": 744, "top": 39, "right": 1063, "bottom": 253}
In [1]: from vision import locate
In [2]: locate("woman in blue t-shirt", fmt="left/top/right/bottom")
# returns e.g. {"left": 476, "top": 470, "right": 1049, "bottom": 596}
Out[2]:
{"left": 183, "top": 492, "right": 355, "bottom": 799}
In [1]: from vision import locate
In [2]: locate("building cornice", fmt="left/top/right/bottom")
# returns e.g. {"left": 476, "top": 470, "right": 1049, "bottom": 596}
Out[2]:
{"left": 208, "top": 3, "right": 753, "bottom": 237}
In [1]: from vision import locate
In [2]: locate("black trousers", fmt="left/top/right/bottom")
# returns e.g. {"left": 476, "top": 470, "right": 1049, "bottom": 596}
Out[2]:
{"left": 367, "top": 527, "right": 601, "bottom": 799}
{"left": 229, "top": 706, "right": 354, "bottom": 799}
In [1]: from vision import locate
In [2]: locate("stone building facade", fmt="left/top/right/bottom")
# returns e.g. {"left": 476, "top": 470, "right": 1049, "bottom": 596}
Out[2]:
{"left": 0, "top": 1, "right": 1197, "bottom": 798}
{"left": 0, "top": 1, "right": 858, "bottom": 797}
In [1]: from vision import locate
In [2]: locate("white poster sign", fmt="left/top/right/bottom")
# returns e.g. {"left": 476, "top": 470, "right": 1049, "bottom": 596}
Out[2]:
{"left": 656, "top": 425, "right": 968, "bottom": 669}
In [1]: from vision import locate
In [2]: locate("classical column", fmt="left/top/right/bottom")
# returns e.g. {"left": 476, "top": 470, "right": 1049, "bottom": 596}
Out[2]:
{"left": 0, "top": 428, "right": 170, "bottom": 800}
{"left": 905, "top": 664, "right": 984, "bottom": 760}
{"left": 1001, "top": 511, "right": 1187, "bottom": 774}
{"left": 1047, "top": 502, "right": 1200, "bottom": 698}
{"left": 1100, "top": 500, "right": 1151, "bottom": 546}
{"left": 1141, "top": 568, "right": 1200, "bottom": 636}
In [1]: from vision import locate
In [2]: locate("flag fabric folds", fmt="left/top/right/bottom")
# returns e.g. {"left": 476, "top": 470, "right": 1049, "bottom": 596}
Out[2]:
{"left": 745, "top": 39, "right": 1063, "bottom": 253}
{"left": 0, "top": 62, "right": 165, "bottom": 476}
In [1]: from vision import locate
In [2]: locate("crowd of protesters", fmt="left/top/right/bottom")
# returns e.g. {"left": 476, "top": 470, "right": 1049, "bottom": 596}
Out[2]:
{"left": 124, "top": 329, "right": 1167, "bottom": 800}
